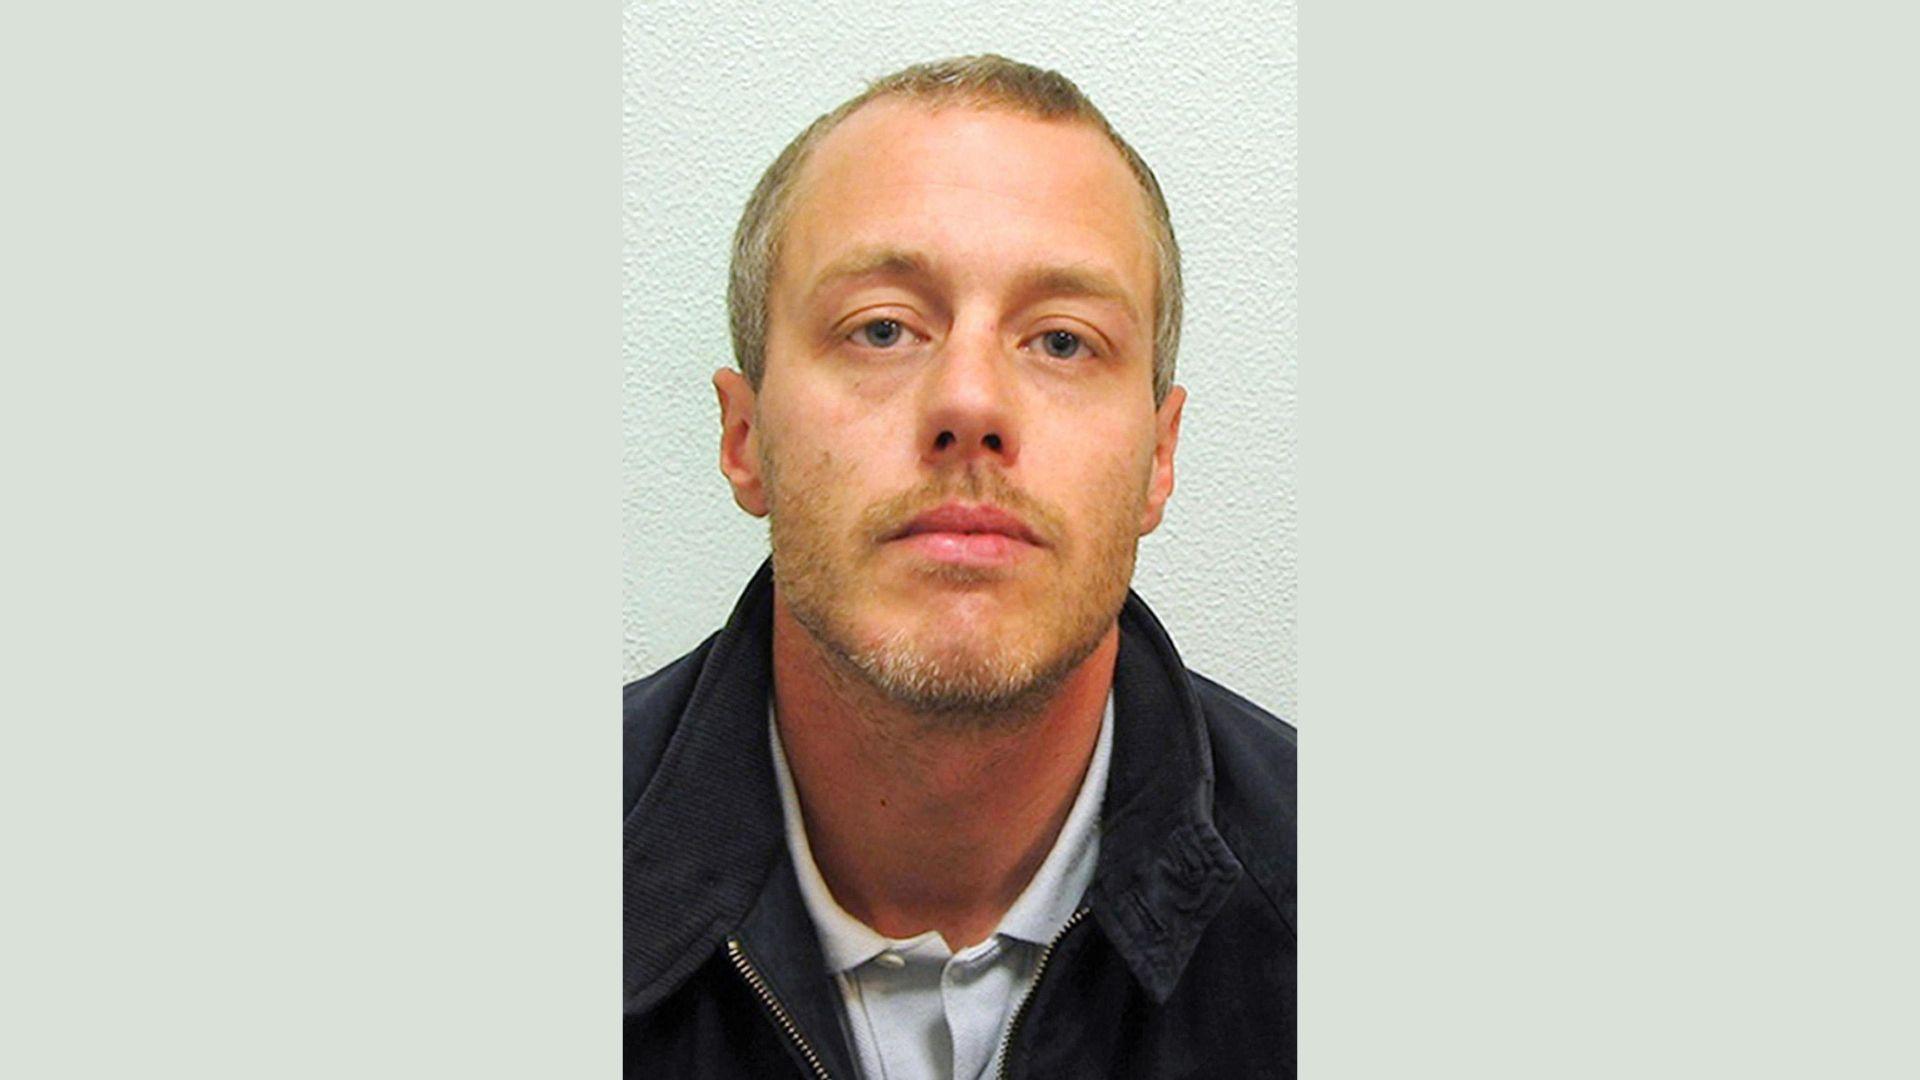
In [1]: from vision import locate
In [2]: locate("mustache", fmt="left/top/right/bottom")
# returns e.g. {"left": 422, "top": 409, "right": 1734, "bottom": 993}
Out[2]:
{"left": 858, "top": 469, "right": 1065, "bottom": 549}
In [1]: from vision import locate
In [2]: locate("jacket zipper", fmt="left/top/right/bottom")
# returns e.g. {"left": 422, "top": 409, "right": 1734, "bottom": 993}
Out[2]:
{"left": 727, "top": 937, "right": 836, "bottom": 1080}
{"left": 995, "top": 906, "right": 1092, "bottom": 1080}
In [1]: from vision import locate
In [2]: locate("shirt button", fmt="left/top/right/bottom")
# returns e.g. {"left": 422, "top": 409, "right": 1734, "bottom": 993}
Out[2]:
{"left": 874, "top": 951, "right": 906, "bottom": 970}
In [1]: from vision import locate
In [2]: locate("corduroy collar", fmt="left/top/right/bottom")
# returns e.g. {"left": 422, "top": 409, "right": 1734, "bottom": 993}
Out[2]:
{"left": 624, "top": 561, "right": 1244, "bottom": 1022}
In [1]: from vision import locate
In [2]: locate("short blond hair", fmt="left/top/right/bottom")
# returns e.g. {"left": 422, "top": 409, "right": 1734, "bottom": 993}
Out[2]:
{"left": 727, "top": 54, "right": 1183, "bottom": 405}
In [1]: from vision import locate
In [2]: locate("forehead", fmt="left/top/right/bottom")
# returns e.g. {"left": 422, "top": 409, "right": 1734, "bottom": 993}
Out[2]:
{"left": 775, "top": 100, "right": 1155, "bottom": 304}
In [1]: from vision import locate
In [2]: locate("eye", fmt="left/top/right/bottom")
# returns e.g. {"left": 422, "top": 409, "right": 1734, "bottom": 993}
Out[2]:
{"left": 853, "top": 318, "right": 909, "bottom": 348}
{"left": 1036, "top": 329, "right": 1088, "bottom": 360}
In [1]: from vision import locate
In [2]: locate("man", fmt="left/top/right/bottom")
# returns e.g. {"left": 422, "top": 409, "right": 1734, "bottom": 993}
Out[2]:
{"left": 626, "top": 55, "right": 1295, "bottom": 1079}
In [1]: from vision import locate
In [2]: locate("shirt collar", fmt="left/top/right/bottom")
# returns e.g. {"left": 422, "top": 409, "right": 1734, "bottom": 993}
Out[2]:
{"left": 769, "top": 693, "right": 1113, "bottom": 973}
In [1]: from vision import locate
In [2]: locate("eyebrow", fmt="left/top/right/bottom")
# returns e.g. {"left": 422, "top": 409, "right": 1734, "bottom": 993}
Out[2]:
{"left": 1006, "top": 264, "right": 1140, "bottom": 323}
{"left": 804, "top": 247, "right": 933, "bottom": 302}
{"left": 804, "top": 246, "right": 1141, "bottom": 323}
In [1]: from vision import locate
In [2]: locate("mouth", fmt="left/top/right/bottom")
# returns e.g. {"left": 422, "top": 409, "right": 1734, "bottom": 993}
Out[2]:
{"left": 886, "top": 502, "right": 1044, "bottom": 568}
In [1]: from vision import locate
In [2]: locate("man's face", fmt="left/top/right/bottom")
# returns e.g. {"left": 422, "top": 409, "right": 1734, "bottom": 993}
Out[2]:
{"left": 717, "top": 100, "right": 1185, "bottom": 717}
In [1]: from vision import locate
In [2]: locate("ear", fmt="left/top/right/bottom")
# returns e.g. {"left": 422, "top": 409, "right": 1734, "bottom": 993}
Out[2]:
{"left": 1139, "top": 385, "right": 1186, "bottom": 536}
{"left": 714, "top": 368, "right": 768, "bottom": 517}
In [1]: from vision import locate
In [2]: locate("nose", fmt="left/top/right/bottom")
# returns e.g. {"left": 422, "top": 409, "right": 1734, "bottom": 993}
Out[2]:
{"left": 917, "top": 323, "right": 1020, "bottom": 468}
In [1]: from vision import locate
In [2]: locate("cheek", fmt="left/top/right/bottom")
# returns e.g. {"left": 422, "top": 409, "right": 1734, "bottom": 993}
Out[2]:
{"left": 765, "top": 396, "right": 912, "bottom": 494}
{"left": 764, "top": 376, "right": 893, "bottom": 453}
{"left": 1042, "top": 442, "right": 1156, "bottom": 551}
{"left": 1043, "top": 407, "right": 1157, "bottom": 480}
{"left": 763, "top": 429, "right": 872, "bottom": 537}
{"left": 765, "top": 441, "right": 841, "bottom": 504}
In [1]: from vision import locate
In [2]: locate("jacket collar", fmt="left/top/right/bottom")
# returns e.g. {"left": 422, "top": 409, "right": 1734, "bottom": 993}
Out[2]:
{"left": 624, "top": 560, "right": 1243, "bottom": 1020}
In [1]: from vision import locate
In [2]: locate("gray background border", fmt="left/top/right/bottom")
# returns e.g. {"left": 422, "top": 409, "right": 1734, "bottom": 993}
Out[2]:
{"left": 1304, "top": 0, "right": 1919, "bottom": 1074}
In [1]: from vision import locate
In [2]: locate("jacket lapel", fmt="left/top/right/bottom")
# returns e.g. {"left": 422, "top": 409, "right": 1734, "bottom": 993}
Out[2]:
{"left": 733, "top": 852, "right": 861, "bottom": 1080}
{"left": 624, "top": 562, "right": 784, "bottom": 1013}
{"left": 1088, "top": 591, "right": 1247, "bottom": 1004}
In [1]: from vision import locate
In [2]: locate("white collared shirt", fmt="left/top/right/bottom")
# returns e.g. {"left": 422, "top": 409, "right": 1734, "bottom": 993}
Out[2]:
{"left": 769, "top": 696, "right": 1113, "bottom": 1080}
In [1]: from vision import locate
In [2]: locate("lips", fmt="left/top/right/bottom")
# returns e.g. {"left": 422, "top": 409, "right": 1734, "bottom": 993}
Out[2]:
{"left": 893, "top": 503, "right": 1044, "bottom": 546}
{"left": 887, "top": 502, "right": 1044, "bottom": 569}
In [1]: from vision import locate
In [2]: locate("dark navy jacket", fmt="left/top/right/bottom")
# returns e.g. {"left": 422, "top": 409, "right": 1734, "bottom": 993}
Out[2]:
{"left": 625, "top": 562, "right": 1296, "bottom": 1078}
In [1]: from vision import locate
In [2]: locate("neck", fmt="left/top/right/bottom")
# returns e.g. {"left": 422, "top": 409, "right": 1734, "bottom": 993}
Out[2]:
{"left": 770, "top": 593, "right": 1115, "bottom": 951}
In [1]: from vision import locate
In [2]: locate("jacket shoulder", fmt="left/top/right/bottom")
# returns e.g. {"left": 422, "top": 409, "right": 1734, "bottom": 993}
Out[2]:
{"left": 623, "top": 633, "right": 719, "bottom": 817}
{"left": 1192, "top": 672, "right": 1297, "bottom": 936}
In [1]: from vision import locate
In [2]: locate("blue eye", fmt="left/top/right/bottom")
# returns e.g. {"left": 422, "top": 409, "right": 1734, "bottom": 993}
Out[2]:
{"left": 856, "top": 319, "right": 905, "bottom": 348}
{"left": 1040, "top": 330, "right": 1085, "bottom": 359}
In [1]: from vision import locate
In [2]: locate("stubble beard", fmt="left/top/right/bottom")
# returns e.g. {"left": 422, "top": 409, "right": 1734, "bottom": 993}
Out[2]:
{"left": 762, "top": 441, "right": 1146, "bottom": 729}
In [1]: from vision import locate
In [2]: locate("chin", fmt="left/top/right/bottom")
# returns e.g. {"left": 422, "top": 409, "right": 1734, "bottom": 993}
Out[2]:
{"left": 893, "top": 575, "right": 1027, "bottom": 626}
{"left": 835, "top": 606, "right": 1103, "bottom": 721}
{"left": 850, "top": 634, "right": 1054, "bottom": 719}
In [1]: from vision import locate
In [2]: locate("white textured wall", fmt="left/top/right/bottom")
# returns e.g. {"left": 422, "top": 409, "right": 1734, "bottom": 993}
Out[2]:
{"left": 623, "top": 1, "right": 1296, "bottom": 721}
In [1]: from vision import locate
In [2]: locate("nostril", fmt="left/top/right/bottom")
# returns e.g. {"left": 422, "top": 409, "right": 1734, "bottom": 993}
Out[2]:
{"left": 983, "top": 433, "right": 1003, "bottom": 452}
{"left": 935, "top": 431, "right": 956, "bottom": 450}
